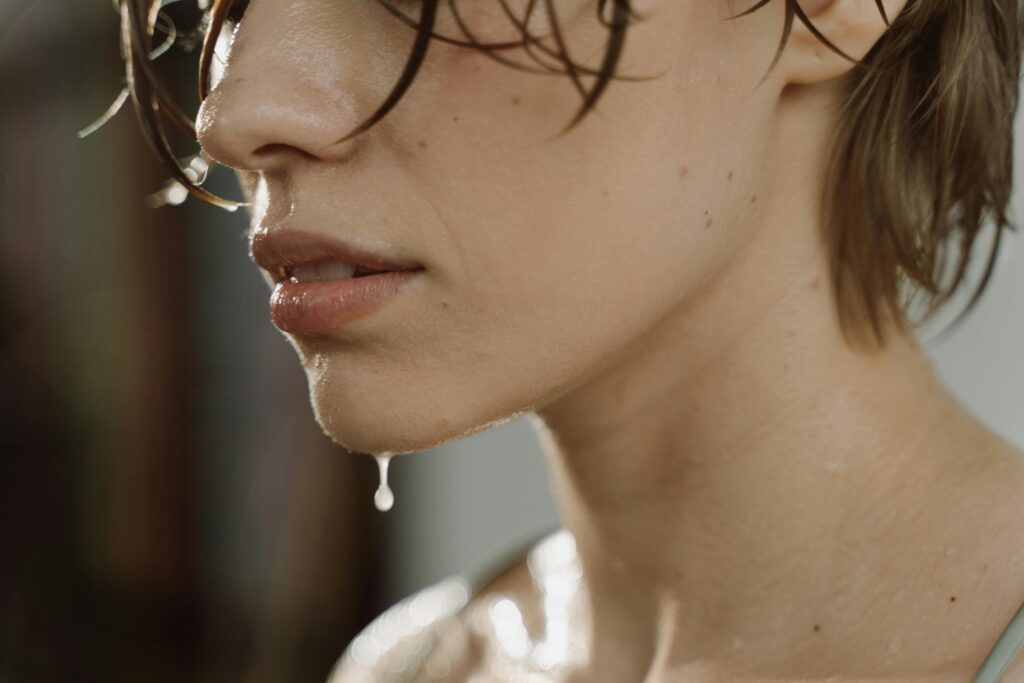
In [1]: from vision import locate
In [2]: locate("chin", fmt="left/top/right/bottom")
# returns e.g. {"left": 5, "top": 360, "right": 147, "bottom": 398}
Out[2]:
{"left": 304, "top": 369, "right": 525, "bottom": 456}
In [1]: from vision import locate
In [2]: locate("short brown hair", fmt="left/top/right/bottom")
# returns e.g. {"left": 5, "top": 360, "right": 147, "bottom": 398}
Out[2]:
{"left": 110, "top": 0, "right": 1023, "bottom": 350}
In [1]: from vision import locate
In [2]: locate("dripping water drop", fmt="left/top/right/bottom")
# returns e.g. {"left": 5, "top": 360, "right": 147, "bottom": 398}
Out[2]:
{"left": 374, "top": 453, "right": 394, "bottom": 512}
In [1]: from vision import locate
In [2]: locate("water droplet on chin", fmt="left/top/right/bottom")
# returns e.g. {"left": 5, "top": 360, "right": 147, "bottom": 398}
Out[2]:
{"left": 165, "top": 181, "right": 189, "bottom": 205}
{"left": 374, "top": 452, "right": 394, "bottom": 512}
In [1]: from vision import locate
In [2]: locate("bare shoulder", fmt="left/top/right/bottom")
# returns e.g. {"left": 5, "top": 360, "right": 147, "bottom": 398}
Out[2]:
{"left": 324, "top": 530, "right": 576, "bottom": 683}
{"left": 324, "top": 576, "right": 478, "bottom": 683}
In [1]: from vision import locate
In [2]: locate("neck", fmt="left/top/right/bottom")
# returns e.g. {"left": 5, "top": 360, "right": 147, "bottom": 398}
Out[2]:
{"left": 531, "top": 85, "right": 1003, "bottom": 681}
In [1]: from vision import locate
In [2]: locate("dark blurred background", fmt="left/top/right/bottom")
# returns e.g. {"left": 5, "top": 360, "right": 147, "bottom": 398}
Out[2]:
{"left": 1, "top": 3, "right": 561, "bottom": 681}
{"left": 3, "top": 2, "right": 1023, "bottom": 682}
{"left": 1, "top": 2, "right": 394, "bottom": 680}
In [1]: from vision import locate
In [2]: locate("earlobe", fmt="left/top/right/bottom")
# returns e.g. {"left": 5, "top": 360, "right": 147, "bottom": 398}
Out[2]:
{"left": 781, "top": 0, "right": 903, "bottom": 86}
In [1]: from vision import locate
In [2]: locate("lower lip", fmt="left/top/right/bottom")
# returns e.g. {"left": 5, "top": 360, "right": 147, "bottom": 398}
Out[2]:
{"left": 269, "top": 269, "right": 423, "bottom": 336}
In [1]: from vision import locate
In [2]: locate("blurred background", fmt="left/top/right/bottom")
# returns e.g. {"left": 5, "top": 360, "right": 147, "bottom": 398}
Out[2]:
{"left": 1, "top": 1, "right": 1022, "bottom": 682}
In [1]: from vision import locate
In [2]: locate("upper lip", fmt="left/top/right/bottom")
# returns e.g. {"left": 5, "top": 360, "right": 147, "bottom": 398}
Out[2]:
{"left": 250, "top": 226, "right": 424, "bottom": 283}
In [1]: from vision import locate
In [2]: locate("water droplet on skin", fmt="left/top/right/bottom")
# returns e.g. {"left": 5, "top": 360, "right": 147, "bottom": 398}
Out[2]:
{"left": 888, "top": 640, "right": 902, "bottom": 655}
{"left": 374, "top": 453, "right": 394, "bottom": 512}
{"left": 165, "top": 181, "right": 188, "bottom": 205}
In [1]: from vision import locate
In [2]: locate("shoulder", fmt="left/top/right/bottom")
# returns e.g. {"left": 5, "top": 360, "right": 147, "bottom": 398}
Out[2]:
{"left": 324, "top": 529, "right": 578, "bottom": 683}
{"left": 324, "top": 576, "right": 476, "bottom": 683}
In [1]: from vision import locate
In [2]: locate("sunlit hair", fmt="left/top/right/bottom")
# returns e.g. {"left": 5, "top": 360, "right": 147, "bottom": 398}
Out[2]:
{"left": 90, "top": 0, "right": 1023, "bottom": 350}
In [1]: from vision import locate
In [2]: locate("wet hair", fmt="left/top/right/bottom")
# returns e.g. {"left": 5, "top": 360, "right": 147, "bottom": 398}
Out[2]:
{"left": 105, "top": 0, "right": 1022, "bottom": 350}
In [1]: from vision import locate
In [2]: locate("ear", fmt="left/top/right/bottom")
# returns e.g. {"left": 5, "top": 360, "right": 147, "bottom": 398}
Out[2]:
{"left": 781, "top": 0, "right": 907, "bottom": 85}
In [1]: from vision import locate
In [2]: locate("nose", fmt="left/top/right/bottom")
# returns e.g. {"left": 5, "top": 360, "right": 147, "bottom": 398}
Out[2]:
{"left": 195, "top": 3, "right": 365, "bottom": 172}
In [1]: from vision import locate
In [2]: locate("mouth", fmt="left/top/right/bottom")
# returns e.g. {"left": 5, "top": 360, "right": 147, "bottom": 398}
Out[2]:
{"left": 251, "top": 226, "right": 425, "bottom": 282}
{"left": 250, "top": 227, "right": 425, "bottom": 336}
{"left": 277, "top": 261, "right": 400, "bottom": 284}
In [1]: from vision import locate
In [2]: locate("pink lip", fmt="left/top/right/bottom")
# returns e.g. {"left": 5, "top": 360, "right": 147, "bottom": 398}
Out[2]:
{"left": 251, "top": 226, "right": 424, "bottom": 335}
{"left": 269, "top": 270, "right": 422, "bottom": 336}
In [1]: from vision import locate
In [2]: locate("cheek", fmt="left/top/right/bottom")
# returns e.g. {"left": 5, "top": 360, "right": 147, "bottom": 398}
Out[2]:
{"left": 346, "top": 0, "right": 771, "bottom": 407}
{"left": 428, "top": 93, "right": 759, "bottom": 319}
{"left": 268, "top": 1, "right": 783, "bottom": 455}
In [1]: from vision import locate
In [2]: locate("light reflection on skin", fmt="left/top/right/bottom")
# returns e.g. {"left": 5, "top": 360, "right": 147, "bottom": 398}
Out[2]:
{"left": 489, "top": 598, "right": 531, "bottom": 661}
{"left": 479, "top": 531, "right": 585, "bottom": 679}
{"left": 334, "top": 576, "right": 471, "bottom": 681}
{"left": 330, "top": 531, "right": 584, "bottom": 682}
{"left": 527, "top": 532, "right": 585, "bottom": 673}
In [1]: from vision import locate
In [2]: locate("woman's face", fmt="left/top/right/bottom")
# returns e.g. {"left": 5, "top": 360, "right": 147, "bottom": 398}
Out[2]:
{"left": 196, "top": 0, "right": 785, "bottom": 455}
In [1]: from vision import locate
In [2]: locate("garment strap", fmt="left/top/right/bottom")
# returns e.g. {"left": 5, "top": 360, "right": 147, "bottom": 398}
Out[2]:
{"left": 973, "top": 600, "right": 1024, "bottom": 683}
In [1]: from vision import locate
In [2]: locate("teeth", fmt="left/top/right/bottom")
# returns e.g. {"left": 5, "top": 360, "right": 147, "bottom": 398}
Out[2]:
{"left": 289, "top": 261, "right": 357, "bottom": 283}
